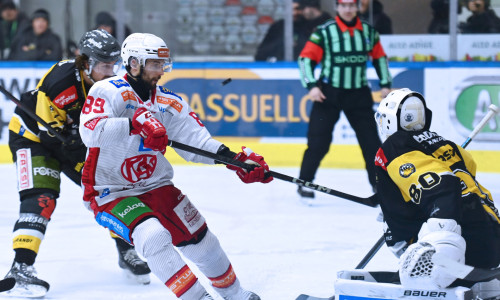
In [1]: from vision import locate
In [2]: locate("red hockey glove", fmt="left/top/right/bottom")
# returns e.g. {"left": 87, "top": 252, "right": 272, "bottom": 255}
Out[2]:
{"left": 227, "top": 147, "right": 273, "bottom": 184}
{"left": 131, "top": 107, "right": 168, "bottom": 152}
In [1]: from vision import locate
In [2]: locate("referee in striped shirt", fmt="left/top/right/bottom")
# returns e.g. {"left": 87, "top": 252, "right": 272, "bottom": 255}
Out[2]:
{"left": 297, "top": 0, "right": 391, "bottom": 199}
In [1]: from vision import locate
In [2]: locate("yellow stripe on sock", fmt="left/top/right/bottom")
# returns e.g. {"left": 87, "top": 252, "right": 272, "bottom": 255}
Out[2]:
{"left": 13, "top": 235, "right": 42, "bottom": 253}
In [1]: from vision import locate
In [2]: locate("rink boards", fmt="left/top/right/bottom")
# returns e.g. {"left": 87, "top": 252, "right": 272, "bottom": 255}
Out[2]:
{"left": 0, "top": 62, "right": 499, "bottom": 172}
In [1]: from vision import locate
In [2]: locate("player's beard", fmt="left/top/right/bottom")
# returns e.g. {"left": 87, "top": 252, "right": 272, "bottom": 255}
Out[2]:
{"left": 142, "top": 73, "right": 162, "bottom": 90}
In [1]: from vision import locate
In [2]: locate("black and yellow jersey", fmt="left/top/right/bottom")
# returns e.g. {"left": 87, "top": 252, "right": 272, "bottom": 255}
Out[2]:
{"left": 375, "top": 130, "right": 500, "bottom": 250}
{"left": 8, "top": 60, "right": 90, "bottom": 143}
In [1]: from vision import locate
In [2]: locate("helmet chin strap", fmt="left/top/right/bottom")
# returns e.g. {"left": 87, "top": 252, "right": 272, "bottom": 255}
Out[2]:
{"left": 84, "top": 62, "right": 95, "bottom": 84}
{"left": 85, "top": 69, "right": 95, "bottom": 84}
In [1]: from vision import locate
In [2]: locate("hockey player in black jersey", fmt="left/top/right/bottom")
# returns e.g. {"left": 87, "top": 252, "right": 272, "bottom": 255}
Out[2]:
{"left": 5, "top": 29, "right": 150, "bottom": 297}
{"left": 374, "top": 88, "right": 500, "bottom": 296}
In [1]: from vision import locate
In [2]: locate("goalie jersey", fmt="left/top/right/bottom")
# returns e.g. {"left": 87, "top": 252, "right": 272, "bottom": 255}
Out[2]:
{"left": 374, "top": 129, "right": 500, "bottom": 268}
{"left": 79, "top": 75, "right": 222, "bottom": 208}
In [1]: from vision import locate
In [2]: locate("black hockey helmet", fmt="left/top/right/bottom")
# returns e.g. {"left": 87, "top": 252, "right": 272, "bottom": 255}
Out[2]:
{"left": 78, "top": 29, "right": 121, "bottom": 63}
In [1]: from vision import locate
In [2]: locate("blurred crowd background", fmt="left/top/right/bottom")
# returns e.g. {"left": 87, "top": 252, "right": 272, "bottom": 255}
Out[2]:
{"left": 1, "top": 0, "right": 500, "bottom": 62}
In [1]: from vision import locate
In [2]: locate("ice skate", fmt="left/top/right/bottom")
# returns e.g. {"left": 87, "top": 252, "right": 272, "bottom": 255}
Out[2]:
{"left": 118, "top": 248, "right": 151, "bottom": 284}
{"left": 3, "top": 262, "right": 49, "bottom": 298}
{"left": 297, "top": 186, "right": 315, "bottom": 206}
{"left": 224, "top": 288, "right": 261, "bottom": 300}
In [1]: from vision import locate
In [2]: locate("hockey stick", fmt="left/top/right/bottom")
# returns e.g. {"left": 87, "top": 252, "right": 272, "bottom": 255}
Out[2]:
{"left": 169, "top": 140, "right": 378, "bottom": 207}
{"left": 0, "top": 85, "right": 67, "bottom": 143}
{"left": 0, "top": 84, "right": 371, "bottom": 207}
{"left": 0, "top": 278, "right": 16, "bottom": 292}
{"left": 353, "top": 103, "right": 500, "bottom": 270}
{"left": 433, "top": 253, "right": 500, "bottom": 283}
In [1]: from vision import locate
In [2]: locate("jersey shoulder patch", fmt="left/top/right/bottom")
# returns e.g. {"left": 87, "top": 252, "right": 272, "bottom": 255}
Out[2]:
{"left": 109, "top": 78, "right": 131, "bottom": 89}
{"left": 158, "top": 86, "right": 172, "bottom": 95}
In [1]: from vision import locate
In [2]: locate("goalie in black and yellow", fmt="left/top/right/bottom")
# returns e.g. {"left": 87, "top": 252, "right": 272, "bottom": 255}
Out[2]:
{"left": 374, "top": 88, "right": 500, "bottom": 295}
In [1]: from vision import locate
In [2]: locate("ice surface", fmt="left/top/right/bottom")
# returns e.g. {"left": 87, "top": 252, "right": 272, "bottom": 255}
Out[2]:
{"left": 0, "top": 163, "right": 498, "bottom": 299}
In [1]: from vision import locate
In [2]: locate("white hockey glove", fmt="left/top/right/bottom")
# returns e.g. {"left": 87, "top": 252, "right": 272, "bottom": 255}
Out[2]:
{"left": 399, "top": 218, "right": 466, "bottom": 289}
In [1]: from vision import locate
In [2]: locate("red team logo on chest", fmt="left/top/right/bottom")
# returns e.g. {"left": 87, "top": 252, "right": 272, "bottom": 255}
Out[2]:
{"left": 121, "top": 155, "right": 157, "bottom": 183}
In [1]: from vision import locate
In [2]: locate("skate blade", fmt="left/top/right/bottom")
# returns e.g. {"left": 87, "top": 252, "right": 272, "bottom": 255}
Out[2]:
{"left": 123, "top": 269, "right": 151, "bottom": 285}
{"left": 1, "top": 283, "right": 47, "bottom": 298}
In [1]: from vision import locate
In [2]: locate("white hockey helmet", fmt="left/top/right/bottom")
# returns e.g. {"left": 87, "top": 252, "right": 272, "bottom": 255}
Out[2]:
{"left": 375, "top": 88, "right": 432, "bottom": 141}
{"left": 121, "top": 33, "right": 172, "bottom": 72}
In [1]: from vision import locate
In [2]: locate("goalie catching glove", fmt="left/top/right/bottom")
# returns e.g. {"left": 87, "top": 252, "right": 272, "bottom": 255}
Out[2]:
{"left": 131, "top": 107, "right": 168, "bottom": 152}
{"left": 227, "top": 147, "right": 273, "bottom": 183}
{"left": 399, "top": 218, "right": 466, "bottom": 289}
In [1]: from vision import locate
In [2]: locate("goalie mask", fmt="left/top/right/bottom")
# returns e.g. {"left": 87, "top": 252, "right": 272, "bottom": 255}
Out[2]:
{"left": 375, "top": 88, "right": 432, "bottom": 142}
{"left": 121, "top": 33, "right": 172, "bottom": 73}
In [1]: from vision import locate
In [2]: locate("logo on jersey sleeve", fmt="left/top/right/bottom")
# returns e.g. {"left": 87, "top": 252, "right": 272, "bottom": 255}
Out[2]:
{"left": 399, "top": 163, "right": 416, "bottom": 178}
{"left": 121, "top": 155, "right": 157, "bottom": 183}
{"left": 53, "top": 86, "right": 78, "bottom": 108}
{"left": 374, "top": 148, "right": 388, "bottom": 171}
{"left": 84, "top": 116, "right": 108, "bottom": 130}
{"left": 110, "top": 79, "right": 130, "bottom": 88}
{"left": 157, "top": 96, "right": 183, "bottom": 113}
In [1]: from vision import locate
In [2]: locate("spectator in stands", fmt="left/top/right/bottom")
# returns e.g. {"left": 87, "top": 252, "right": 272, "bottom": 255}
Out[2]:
{"left": 254, "top": 0, "right": 309, "bottom": 61}
{"left": 428, "top": 0, "right": 451, "bottom": 33}
{"left": 8, "top": 9, "right": 62, "bottom": 61}
{"left": 95, "top": 11, "right": 132, "bottom": 39}
{"left": 459, "top": 0, "right": 500, "bottom": 33}
{"left": 0, "top": 1, "right": 29, "bottom": 59}
{"left": 302, "top": 0, "right": 333, "bottom": 34}
{"left": 359, "top": 0, "right": 392, "bottom": 34}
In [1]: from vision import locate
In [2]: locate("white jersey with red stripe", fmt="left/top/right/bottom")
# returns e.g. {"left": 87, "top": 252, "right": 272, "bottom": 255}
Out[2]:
{"left": 79, "top": 75, "right": 222, "bottom": 207}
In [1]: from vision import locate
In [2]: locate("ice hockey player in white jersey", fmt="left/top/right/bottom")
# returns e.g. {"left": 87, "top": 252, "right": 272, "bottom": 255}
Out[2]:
{"left": 374, "top": 89, "right": 500, "bottom": 295}
{"left": 79, "top": 33, "right": 271, "bottom": 300}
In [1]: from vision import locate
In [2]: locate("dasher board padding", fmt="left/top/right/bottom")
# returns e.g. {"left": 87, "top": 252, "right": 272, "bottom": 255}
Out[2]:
{"left": 335, "top": 279, "right": 472, "bottom": 300}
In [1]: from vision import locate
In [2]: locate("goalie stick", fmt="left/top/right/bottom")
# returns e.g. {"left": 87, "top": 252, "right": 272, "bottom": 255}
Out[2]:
{"left": 296, "top": 103, "right": 500, "bottom": 300}
{"left": 0, "top": 85, "right": 377, "bottom": 208}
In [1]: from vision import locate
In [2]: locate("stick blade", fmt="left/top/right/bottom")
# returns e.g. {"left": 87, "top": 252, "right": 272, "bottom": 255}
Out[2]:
{"left": 0, "top": 277, "right": 16, "bottom": 292}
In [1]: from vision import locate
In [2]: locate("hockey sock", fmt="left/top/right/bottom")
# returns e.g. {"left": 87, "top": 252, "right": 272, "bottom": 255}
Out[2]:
{"left": 180, "top": 229, "right": 241, "bottom": 297}
{"left": 132, "top": 218, "right": 207, "bottom": 299}
{"left": 12, "top": 193, "right": 56, "bottom": 266}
